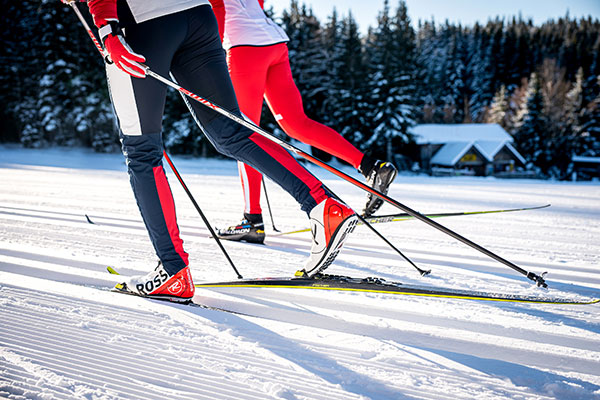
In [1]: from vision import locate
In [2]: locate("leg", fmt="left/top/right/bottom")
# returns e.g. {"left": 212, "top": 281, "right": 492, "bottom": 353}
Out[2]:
{"left": 227, "top": 45, "right": 272, "bottom": 215}
{"left": 264, "top": 44, "right": 364, "bottom": 169}
{"left": 170, "top": 7, "right": 357, "bottom": 272}
{"left": 107, "top": 13, "right": 189, "bottom": 275}
{"left": 171, "top": 7, "right": 329, "bottom": 214}
{"left": 265, "top": 45, "right": 397, "bottom": 216}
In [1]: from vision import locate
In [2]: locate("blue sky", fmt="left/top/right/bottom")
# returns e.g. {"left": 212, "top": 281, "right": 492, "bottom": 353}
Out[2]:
{"left": 267, "top": 0, "right": 600, "bottom": 33}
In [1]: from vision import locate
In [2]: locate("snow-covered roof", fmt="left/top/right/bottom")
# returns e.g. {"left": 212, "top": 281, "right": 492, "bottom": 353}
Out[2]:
{"left": 411, "top": 124, "right": 513, "bottom": 145}
{"left": 477, "top": 140, "right": 527, "bottom": 165}
{"left": 503, "top": 142, "right": 527, "bottom": 165}
{"left": 430, "top": 141, "right": 492, "bottom": 166}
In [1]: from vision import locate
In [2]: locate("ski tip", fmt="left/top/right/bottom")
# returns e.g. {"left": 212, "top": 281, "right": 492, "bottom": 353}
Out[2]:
{"left": 85, "top": 214, "right": 95, "bottom": 224}
{"left": 107, "top": 266, "right": 119, "bottom": 275}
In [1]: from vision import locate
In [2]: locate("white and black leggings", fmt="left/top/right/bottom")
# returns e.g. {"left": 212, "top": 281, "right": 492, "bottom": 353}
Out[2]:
{"left": 107, "top": 5, "right": 330, "bottom": 274}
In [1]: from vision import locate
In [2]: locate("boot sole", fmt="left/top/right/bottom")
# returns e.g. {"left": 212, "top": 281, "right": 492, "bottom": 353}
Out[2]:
{"left": 113, "top": 284, "right": 193, "bottom": 303}
{"left": 307, "top": 215, "right": 359, "bottom": 276}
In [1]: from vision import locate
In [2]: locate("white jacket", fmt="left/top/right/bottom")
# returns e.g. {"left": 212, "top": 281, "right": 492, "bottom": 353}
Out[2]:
{"left": 124, "top": 0, "right": 210, "bottom": 24}
{"left": 220, "top": 0, "right": 289, "bottom": 49}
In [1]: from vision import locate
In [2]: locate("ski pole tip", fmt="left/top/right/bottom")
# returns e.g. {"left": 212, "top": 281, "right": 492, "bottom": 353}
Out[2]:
{"left": 528, "top": 271, "right": 548, "bottom": 288}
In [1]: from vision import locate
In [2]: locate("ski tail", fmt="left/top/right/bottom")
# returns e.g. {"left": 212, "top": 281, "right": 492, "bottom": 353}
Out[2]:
{"left": 107, "top": 266, "right": 119, "bottom": 275}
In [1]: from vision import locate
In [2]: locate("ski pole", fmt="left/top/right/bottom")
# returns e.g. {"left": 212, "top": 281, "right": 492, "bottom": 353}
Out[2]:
{"left": 145, "top": 69, "right": 548, "bottom": 287}
{"left": 261, "top": 178, "right": 281, "bottom": 232}
{"left": 172, "top": 79, "right": 282, "bottom": 234}
{"left": 163, "top": 151, "right": 243, "bottom": 279}
{"left": 67, "top": 2, "right": 547, "bottom": 288}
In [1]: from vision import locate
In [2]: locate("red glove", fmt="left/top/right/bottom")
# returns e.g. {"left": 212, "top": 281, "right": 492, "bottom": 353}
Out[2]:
{"left": 88, "top": 0, "right": 147, "bottom": 78}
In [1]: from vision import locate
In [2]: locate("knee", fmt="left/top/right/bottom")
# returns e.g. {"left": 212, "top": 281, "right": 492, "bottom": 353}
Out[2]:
{"left": 121, "top": 133, "right": 163, "bottom": 170}
{"left": 204, "top": 117, "right": 254, "bottom": 157}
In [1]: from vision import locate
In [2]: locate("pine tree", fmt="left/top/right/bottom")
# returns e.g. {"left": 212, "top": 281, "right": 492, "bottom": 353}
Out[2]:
{"left": 329, "top": 12, "right": 369, "bottom": 150}
{"left": 579, "top": 38, "right": 600, "bottom": 156}
{"left": 564, "top": 67, "right": 585, "bottom": 138}
{"left": 514, "top": 73, "right": 548, "bottom": 173}
{"left": 363, "top": 0, "right": 416, "bottom": 160}
{"left": 414, "top": 20, "right": 439, "bottom": 123}
{"left": 486, "top": 85, "right": 509, "bottom": 128}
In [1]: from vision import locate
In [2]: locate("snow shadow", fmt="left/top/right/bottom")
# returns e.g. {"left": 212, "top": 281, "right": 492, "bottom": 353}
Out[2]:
{"left": 499, "top": 303, "right": 600, "bottom": 336}
{"left": 192, "top": 306, "right": 419, "bottom": 400}
{"left": 429, "top": 348, "right": 600, "bottom": 399}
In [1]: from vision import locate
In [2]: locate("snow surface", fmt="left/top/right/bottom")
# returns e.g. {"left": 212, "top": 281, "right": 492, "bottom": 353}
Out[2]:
{"left": 1, "top": 145, "right": 600, "bottom": 400}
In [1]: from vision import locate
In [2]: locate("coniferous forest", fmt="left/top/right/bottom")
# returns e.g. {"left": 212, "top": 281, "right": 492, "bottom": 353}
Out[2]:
{"left": 1, "top": 0, "right": 599, "bottom": 179}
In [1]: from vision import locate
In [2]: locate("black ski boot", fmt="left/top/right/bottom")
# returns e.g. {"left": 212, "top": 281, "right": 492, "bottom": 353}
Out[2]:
{"left": 216, "top": 213, "right": 266, "bottom": 244}
{"left": 359, "top": 156, "right": 398, "bottom": 217}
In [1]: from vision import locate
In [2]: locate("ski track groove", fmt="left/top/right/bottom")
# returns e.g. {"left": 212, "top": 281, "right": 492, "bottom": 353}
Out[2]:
{"left": 0, "top": 309, "right": 316, "bottom": 387}
{"left": 2, "top": 152, "right": 600, "bottom": 400}
{"left": 0, "top": 287, "right": 362, "bottom": 400}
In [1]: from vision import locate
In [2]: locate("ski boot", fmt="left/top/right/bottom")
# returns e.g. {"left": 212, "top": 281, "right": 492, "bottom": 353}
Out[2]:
{"left": 115, "top": 262, "right": 195, "bottom": 302}
{"left": 302, "top": 197, "right": 358, "bottom": 276}
{"left": 360, "top": 157, "right": 398, "bottom": 217}
{"left": 216, "top": 213, "right": 266, "bottom": 244}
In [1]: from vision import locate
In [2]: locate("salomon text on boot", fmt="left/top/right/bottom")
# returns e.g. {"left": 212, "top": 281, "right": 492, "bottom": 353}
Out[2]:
{"left": 216, "top": 213, "right": 266, "bottom": 244}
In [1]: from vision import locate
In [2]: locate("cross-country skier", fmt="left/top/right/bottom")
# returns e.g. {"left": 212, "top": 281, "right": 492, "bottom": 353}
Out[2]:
{"left": 210, "top": 0, "right": 398, "bottom": 245}
{"left": 78, "top": 0, "right": 358, "bottom": 301}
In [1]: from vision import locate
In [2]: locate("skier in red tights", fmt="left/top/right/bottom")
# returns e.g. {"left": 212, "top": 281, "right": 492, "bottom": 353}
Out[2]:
{"left": 74, "top": 0, "right": 359, "bottom": 301}
{"left": 211, "top": 0, "right": 398, "bottom": 244}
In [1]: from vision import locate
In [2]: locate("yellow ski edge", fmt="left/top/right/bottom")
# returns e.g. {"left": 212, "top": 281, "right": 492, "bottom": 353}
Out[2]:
{"left": 194, "top": 283, "right": 599, "bottom": 305}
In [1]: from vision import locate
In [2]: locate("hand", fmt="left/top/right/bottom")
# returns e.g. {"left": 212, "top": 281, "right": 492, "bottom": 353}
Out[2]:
{"left": 104, "top": 32, "right": 147, "bottom": 78}
{"left": 99, "top": 21, "right": 147, "bottom": 78}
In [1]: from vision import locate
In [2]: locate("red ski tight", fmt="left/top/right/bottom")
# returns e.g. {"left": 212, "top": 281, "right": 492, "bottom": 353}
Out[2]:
{"left": 227, "top": 43, "right": 364, "bottom": 214}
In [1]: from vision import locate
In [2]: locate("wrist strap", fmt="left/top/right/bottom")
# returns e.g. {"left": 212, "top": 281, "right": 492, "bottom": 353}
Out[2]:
{"left": 98, "top": 19, "right": 121, "bottom": 43}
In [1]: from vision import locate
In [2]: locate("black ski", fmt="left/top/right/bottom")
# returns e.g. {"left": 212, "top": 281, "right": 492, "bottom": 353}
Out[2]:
{"left": 271, "top": 204, "right": 551, "bottom": 236}
{"left": 106, "top": 267, "right": 249, "bottom": 315}
{"left": 195, "top": 273, "right": 599, "bottom": 305}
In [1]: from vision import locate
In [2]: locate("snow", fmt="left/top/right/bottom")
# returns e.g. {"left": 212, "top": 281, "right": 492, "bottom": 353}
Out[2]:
{"left": 411, "top": 124, "right": 513, "bottom": 145}
{"left": 1, "top": 145, "right": 600, "bottom": 400}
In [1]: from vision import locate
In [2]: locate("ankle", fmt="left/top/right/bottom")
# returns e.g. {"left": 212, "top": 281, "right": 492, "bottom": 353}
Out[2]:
{"left": 359, "top": 154, "right": 377, "bottom": 178}
{"left": 243, "top": 213, "right": 263, "bottom": 224}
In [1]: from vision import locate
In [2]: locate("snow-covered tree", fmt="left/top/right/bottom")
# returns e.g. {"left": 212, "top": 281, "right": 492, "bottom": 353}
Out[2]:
{"left": 363, "top": 0, "right": 416, "bottom": 160}
{"left": 486, "top": 85, "right": 509, "bottom": 127}
{"left": 328, "top": 12, "right": 370, "bottom": 149}
{"left": 514, "top": 73, "right": 548, "bottom": 172}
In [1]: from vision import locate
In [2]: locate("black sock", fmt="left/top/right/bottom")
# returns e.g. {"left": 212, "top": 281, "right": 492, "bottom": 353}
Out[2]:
{"left": 244, "top": 213, "right": 263, "bottom": 224}
{"left": 359, "top": 154, "right": 377, "bottom": 178}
